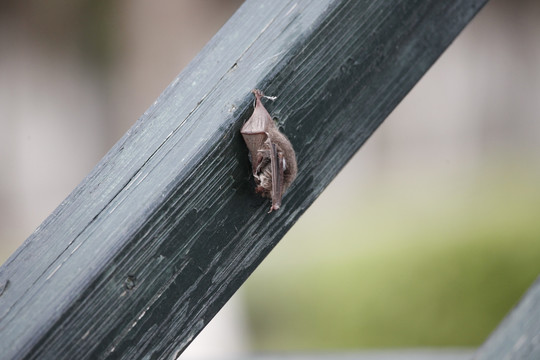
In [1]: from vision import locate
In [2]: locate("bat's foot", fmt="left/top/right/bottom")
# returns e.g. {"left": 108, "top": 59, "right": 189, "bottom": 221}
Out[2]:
{"left": 252, "top": 89, "right": 277, "bottom": 102}
{"left": 268, "top": 203, "right": 280, "bottom": 213}
{"left": 252, "top": 89, "right": 264, "bottom": 100}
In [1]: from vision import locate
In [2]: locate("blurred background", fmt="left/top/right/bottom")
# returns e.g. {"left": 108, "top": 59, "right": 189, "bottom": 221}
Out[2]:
{"left": 1, "top": 0, "right": 540, "bottom": 358}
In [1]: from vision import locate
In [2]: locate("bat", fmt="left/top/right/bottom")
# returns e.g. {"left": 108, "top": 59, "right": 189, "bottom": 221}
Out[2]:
{"left": 241, "top": 89, "right": 297, "bottom": 213}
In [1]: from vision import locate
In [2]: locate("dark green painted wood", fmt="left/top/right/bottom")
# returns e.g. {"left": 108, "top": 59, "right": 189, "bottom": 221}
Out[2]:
{"left": 474, "top": 276, "right": 540, "bottom": 360}
{"left": 0, "top": 0, "right": 488, "bottom": 359}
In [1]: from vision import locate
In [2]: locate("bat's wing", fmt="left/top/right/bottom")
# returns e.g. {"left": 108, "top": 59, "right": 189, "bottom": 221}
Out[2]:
{"left": 269, "top": 142, "right": 284, "bottom": 212}
{"left": 241, "top": 90, "right": 279, "bottom": 176}
{"left": 241, "top": 104, "right": 270, "bottom": 175}
{"left": 242, "top": 131, "right": 266, "bottom": 175}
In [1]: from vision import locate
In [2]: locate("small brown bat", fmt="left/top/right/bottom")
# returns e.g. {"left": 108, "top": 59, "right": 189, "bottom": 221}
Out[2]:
{"left": 241, "top": 89, "right": 297, "bottom": 212}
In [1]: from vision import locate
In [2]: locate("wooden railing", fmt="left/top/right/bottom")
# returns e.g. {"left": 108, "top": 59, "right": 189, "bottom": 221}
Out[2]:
{"left": 3, "top": 0, "right": 527, "bottom": 359}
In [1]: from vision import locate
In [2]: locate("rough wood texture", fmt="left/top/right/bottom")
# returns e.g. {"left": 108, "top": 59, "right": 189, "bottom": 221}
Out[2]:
{"left": 0, "top": 0, "right": 488, "bottom": 359}
{"left": 474, "top": 276, "right": 540, "bottom": 360}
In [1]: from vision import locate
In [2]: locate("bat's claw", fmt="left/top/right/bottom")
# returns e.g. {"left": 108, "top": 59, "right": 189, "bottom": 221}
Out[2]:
{"left": 252, "top": 89, "right": 264, "bottom": 99}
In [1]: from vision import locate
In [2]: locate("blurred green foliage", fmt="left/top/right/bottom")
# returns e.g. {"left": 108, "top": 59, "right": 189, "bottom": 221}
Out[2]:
{"left": 243, "top": 163, "right": 540, "bottom": 350}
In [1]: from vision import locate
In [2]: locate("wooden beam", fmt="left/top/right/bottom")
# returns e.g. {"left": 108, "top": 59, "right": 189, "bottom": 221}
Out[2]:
{"left": 0, "top": 0, "right": 488, "bottom": 358}
{"left": 474, "top": 276, "right": 540, "bottom": 359}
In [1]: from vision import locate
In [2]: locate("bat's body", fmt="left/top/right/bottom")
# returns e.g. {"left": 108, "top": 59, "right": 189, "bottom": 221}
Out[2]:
{"left": 241, "top": 89, "right": 297, "bottom": 212}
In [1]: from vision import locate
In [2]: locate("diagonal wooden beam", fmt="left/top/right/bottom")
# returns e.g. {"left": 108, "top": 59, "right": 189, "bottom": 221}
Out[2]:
{"left": 0, "top": 0, "right": 488, "bottom": 358}
{"left": 474, "top": 276, "right": 540, "bottom": 359}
